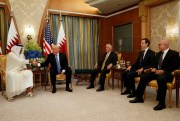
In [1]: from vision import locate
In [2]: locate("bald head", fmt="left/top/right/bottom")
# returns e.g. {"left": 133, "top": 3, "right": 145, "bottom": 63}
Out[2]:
{"left": 105, "top": 44, "right": 113, "bottom": 53}
{"left": 158, "top": 38, "right": 170, "bottom": 51}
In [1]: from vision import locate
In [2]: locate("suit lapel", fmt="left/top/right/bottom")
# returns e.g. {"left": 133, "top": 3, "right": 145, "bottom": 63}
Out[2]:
{"left": 161, "top": 49, "right": 171, "bottom": 66}
{"left": 143, "top": 49, "right": 149, "bottom": 61}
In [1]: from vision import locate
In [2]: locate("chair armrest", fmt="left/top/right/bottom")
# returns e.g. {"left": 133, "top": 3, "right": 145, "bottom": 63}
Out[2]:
{"left": 174, "top": 70, "right": 180, "bottom": 75}
{"left": 171, "top": 70, "right": 180, "bottom": 85}
{"left": 0, "top": 69, "right": 5, "bottom": 75}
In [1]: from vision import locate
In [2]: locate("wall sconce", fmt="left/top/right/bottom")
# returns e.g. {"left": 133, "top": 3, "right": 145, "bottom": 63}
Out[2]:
{"left": 25, "top": 26, "right": 34, "bottom": 42}
{"left": 166, "top": 27, "right": 179, "bottom": 42}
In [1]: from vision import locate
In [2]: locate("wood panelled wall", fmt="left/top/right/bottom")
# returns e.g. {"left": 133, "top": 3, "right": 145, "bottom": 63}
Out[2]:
{"left": 99, "top": 8, "right": 141, "bottom": 64}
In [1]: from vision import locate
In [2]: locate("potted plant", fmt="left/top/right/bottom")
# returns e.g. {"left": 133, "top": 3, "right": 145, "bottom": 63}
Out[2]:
{"left": 24, "top": 41, "right": 45, "bottom": 69}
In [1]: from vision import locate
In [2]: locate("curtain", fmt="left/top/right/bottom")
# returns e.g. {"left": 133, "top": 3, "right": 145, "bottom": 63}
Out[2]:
{"left": 49, "top": 14, "right": 99, "bottom": 70}
{"left": 0, "top": 8, "right": 9, "bottom": 54}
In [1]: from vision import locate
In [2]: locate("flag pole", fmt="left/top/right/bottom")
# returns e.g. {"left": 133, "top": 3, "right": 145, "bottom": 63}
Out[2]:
{"left": 46, "top": 10, "right": 49, "bottom": 20}
{"left": 59, "top": 11, "right": 63, "bottom": 21}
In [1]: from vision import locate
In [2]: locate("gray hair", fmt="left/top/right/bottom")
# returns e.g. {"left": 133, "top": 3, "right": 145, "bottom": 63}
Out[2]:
{"left": 106, "top": 44, "right": 112, "bottom": 49}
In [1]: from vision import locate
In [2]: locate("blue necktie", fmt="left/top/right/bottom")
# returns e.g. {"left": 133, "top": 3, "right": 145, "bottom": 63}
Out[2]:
{"left": 55, "top": 55, "right": 61, "bottom": 73}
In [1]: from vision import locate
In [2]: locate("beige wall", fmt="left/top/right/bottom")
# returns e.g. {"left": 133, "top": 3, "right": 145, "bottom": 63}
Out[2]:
{"left": 150, "top": 0, "right": 180, "bottom": 52}
{"left": 9, "top": 0, "right": 48, "bottom": 45}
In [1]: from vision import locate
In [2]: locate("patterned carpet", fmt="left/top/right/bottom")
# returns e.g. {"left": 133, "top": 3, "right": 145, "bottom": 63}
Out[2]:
{"left": 0, "top": 81, "right": 180, "bottom": 121}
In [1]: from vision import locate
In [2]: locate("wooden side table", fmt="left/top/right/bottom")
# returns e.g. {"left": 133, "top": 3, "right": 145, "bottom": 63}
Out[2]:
{"left": 32, "top": 68, "right": 48, "bottom": 90}
{"left": 175, "top": 70, "right": 180, "bottom": 108}
{"left": 111, "top": 67, "right": 126, "bottom": 91}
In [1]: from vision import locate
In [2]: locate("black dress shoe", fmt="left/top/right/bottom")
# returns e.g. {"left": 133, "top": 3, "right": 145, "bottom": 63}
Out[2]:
{"left": 129, "top": 97, "right": 144, "bottom": 103}
{"left": 127, "top": 93, "right": 136, "bottom": 98}
{"left": 153, "top": 103, "right": 166, "bottom": 111}
{"left": 52, "top": 88, "right": 56, "bottom": 93}
{"left": 66, "top": 87, "right": 73, "bottom": 92}
{"left": 86, "top": 85, "right": 94, "bottom": 89}
{"left": 121, "top": 89, "right": 131, "bottom": 95}
{"left": 96, "top": 86, "right": 104, "bottom": 92}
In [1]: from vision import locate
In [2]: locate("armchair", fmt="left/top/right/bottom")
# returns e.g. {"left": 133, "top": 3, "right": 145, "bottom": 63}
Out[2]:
{"left": 134, "top": 68, "right": 178, "bottom": 107}
{"left": 0, "top": 55, "right": 7, "bottom": 95}
{"left": 96, "top": 52, "right": 121, "bottom": 90}
{"left": 47, "top": 67, "right": 73, "bottom": 92}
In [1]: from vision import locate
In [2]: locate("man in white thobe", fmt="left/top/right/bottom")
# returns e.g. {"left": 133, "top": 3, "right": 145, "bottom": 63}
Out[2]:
{"left": 6, "top": 44, "right": 34, "bottom": 101}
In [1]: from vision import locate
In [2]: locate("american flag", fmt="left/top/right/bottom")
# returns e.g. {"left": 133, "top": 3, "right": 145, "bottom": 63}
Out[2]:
{"left": 43, "top": 20, "right": 53, "bottom": 57}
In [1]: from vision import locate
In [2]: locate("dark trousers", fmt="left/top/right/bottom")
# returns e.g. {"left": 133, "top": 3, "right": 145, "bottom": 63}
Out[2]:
{"left": 136, "top": 72, "right": 173, "bottom": 104}
{"left": 50, "top": 68, "right": 72, "bottom": 89}
{"left": 122, "top": 70, "right": 139, "bottom": 92}
{"left": 89, "top": 68, "right": 110, "bottom": 87}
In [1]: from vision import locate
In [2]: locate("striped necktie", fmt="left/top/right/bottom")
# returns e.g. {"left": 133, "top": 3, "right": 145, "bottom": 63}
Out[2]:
{"left": 158, "top": 52, "right": 164, "bottom": 69}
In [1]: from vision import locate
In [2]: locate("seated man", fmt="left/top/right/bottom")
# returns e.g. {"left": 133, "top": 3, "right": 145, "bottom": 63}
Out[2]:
{"left": 86, "top": 44, "right": 117, "bottom": 91}
{"left": 6, "top": 44, "right": 34, "bottom": 101}
{"left": 39, "top": 45, "right": 72, "bottom": 93}
{"left": 129, "top": 38, "right": 180, "bottom": 111}
{"left": 121, "top": 38, "right": 155, "bottom": 97}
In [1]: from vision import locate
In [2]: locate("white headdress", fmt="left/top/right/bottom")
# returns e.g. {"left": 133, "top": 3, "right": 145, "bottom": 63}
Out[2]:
{"left": 11, "top": 44, "right": 24, "bottom": 57}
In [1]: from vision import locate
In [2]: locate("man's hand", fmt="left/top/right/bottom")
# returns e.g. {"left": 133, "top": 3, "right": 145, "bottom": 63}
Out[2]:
{"left": 136, "top": 68, "right": 143, "bottom": 75}
{"left": 61, "top": 70, "right": 65, "bottom": 74}
{"left": 151, "top": 68, "right": 164, "bottom": 75}
{"left": 155, "top": 70, "right": 164, "bottom": 75}
{"left": 30, "top": 60, "right": 38, "bottom": 66}
{"left": 151, "top": 68, "right": 157, "bottom": 72}
{"left": 126, "top": 66, "right": 132, "bottom": 71}
{"left": 107, "top": 63, "right": 113, "bottom": 70}
{"left": 94, "top": 63, "right": 98, "bottom": 69}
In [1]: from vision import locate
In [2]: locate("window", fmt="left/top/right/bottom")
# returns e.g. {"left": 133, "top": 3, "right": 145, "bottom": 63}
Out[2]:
{"left": 113, "top": 23, "right": 133, "bottom": 52}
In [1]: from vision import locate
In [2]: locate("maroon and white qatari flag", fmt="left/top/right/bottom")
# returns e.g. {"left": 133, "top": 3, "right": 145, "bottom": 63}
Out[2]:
{"left": 57, "top": 22, "right": 68, "bottom": 57}
{"left": 6, "top": 18, "right": 20, "bottom": 53}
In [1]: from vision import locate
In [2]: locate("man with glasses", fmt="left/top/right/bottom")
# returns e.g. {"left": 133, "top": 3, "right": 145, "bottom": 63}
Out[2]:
{"left": 129, "top": 38, "right": 180, "bottom": 111}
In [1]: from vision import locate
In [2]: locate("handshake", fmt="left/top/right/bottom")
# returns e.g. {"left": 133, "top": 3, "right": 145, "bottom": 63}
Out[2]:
{"left": 29, "top": 60, "right": 39, "bottom": 66}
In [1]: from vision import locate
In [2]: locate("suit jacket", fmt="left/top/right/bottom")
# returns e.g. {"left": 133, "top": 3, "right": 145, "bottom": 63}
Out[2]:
{"left": 41, "top": 52, "right": 68, "bottom": 75}
{"left": 153, "top": 49, "right": 179, "bottom": 73}
{"left": 132, "top": 49, "right": 155, "bottom": 70}
{"left": 98, "top": 51, "right": 118, "bottom": 70}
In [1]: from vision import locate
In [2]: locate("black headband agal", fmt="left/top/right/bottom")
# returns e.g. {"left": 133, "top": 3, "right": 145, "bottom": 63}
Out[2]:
{"left": 14, "top": 44, "right": 23, "bottom": 47}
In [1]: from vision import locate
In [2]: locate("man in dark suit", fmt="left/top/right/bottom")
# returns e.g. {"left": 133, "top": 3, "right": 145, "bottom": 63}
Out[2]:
{"left": 129, "top": 39, "right": 180, "bottom": 111}
{"left": 40, "top": 45, "right": 72, "bottom": 93}
{"left": 86, "top": 44, "right": 117, "bottom": 91}
{"left": 121, "top": 38, "right": 155, "bottom": 98}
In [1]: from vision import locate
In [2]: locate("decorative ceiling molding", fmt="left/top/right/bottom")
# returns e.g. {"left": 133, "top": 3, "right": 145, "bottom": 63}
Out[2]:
{"left": 48, "top": 5, "right": 138, "bottom": 18}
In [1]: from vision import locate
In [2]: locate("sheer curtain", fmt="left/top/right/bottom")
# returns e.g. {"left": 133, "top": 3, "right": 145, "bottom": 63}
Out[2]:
{"left": 0, "top": 8, "right": 9, "bottom": 54}
{"left": 49, "top": 14, "right": 99, "bottom": 70}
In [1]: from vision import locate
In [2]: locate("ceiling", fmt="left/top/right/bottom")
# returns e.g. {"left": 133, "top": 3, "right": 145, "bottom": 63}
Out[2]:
{"left": 84, "top": 0, "right": 139, "bottom": 15}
